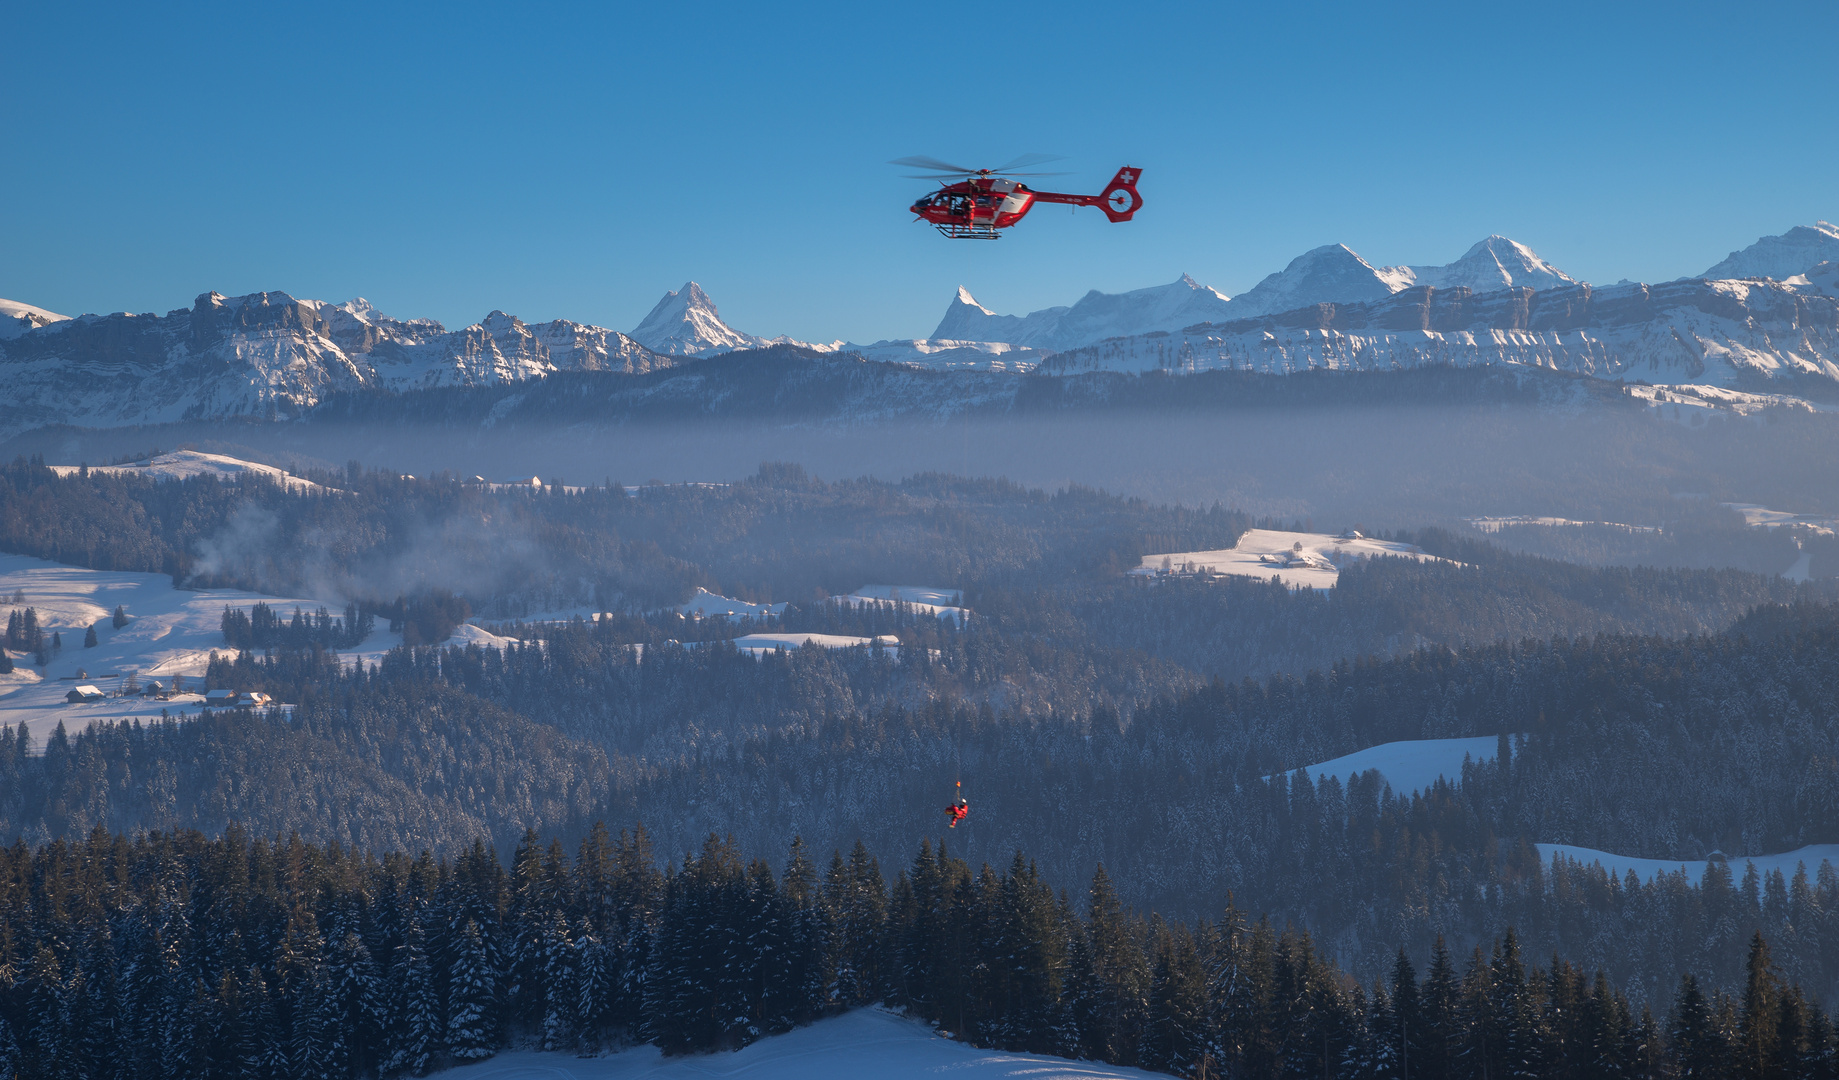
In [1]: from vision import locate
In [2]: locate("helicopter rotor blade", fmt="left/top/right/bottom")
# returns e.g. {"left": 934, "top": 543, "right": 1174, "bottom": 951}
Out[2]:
{"left": 890, "top": 155, "right": 982, "bottom": 174}
{"left": 987, "top": 152, "right": 1065, "bottom": 173}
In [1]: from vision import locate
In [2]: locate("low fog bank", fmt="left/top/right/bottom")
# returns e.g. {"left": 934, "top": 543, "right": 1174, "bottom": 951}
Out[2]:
{"left": 10, "top": 404, "right": 1839, "bottom": 530}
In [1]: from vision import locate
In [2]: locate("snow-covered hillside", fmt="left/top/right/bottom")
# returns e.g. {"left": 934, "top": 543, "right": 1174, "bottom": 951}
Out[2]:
{"left": 441, "top": 1007, "right": 1161, "bottom": 1080}
{"left": 832, "top": 584, "right": 969, "bottom": 625}
{"left": 1275, "top": 736, "right": 1506, "bottom": 796}
{"left": 0, "top": 554, "right": 412, "bottom": 743}
{"left": 1703, "top": 220, "right": 1839, "bottom": 280}
{"left": 48, "top": 450, "right": 323, "bottom": 492}
{"left": 1134, "top": 529, "right": 1444, "bottom": 590}
{"left": 0, "top": 290, "right": 670, "bottom": 438}
{"left": 677, "top": 587, "right": 788, "bottom": 620}
{"left": 1538, "top": 842, "right": 1839, "bottom": 887}
{"left": 725, "top": 633, "right": 901, "bottom": 658}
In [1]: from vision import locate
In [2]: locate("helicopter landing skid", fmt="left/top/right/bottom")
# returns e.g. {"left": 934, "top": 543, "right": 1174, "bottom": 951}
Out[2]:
{"left": 934, "top": 223, "right": 1002, "bottom": 240}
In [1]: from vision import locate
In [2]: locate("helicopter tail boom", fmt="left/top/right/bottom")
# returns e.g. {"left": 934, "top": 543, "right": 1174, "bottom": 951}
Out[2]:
{"left": 1030, "top": 166, "right": 1144, "bottom": 222}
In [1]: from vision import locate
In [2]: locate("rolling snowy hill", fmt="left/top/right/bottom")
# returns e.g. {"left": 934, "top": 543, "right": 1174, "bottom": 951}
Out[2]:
{"left": 440, "top": 1008, "right": 1162, "bottom": 1080}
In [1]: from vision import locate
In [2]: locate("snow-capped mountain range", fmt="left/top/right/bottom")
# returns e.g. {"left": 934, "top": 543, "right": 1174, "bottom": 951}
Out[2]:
{"left": 3, "top": 220, "right": 1836, "bottom": 436}
{"left": 0, "top": 291, "right": 670, "bottom": 437}
{"left": 932, "top": 237, "right": 1581, "bottom": 352}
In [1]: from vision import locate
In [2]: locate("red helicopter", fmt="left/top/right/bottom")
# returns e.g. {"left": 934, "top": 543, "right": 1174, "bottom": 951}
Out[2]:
{"left": 893, "top": 154, "right": 1144, "bottom": 239}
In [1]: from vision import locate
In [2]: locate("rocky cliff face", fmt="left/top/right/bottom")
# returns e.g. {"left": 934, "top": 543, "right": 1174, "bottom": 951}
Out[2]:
{"left": 0, "top": 291, "right": 669, "bottom": 437}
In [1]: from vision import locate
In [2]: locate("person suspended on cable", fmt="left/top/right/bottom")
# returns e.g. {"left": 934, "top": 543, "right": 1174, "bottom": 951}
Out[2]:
{"left": 946, "top": 781, "right": 968, "bottom": 828}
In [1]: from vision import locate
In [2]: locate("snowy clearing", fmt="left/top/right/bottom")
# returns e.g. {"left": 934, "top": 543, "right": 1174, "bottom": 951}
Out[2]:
{"left": 1721, "top": 502, "right": 1839, "bottom": 536}
{"left": 726, "top": 633, "right": 901, "bottom": 659}
{"left": 677, "top": 587, "right": 787, "bottom": 620}
{"left": 1271, "top": 736, "right": 1504, "bottom": 796}
{"left": 1537, "top": 843, "right": 1839, "bottom": 886}
{"left": 48, "top": 450, "right": 323, "bottom": 492}
{"left": 1468, "top": 516, "right": 1661, "bottom": 534}
{"left": 441, "top": 1007, "right": 1159, "bottom": 1080}
{"left": 0, "top": 555, "right": 397, "bottom": 743}
{"left": 1134, "top": 529, "right": 1447, "bottom": 590}
{"left": 832, "top": 585, "right": 968, "bottom": 625}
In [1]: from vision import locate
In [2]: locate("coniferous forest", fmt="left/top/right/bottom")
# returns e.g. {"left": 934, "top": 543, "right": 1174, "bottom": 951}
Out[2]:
{"left": 0, "top": 824, "right": 1834, "bottom": 1080}
{"left": 6, "top": 455, "right": 1839, "bottom": 1075}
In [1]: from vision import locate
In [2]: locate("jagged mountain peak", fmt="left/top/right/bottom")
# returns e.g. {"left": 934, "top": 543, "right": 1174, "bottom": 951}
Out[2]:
{"left": 630, "top": 281, "right": 767, "bottom": 357}
{"left": 1704, "top": 221, "right": 1839, "bottom": 281}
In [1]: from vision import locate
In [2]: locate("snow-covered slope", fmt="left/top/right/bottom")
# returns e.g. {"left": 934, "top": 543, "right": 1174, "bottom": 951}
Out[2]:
{"left": 0, "top": 554, "right": 402, "bottom": 744}
{"left": 832, "top": 584, "right": 969, "bottom": 625}
{"left": 1133, "top": 529, "right": 1446, "bottom": 590}
{"left": 1274, "top": 735, "right": 1505, "bottom": 796}
{"left": 441, "top": 1007, "right": 1161, "bottom": 1080}
{"left": 0, "top": 298, "right": 70, "bottom": 340}
{"left": 1537, "top": 843, "right": 1839, "bottom": 887}
{"left": 676, "top": 587, "right": 787, "bottom": 620}
{"left": 1703, "top": 221, "right": 1839, "bottom": 280}
{"left": 47, "top": 450, "right": 322, "bottom": 491}
{"left": 0, "top": 290, "right": 671, "bottom": 437}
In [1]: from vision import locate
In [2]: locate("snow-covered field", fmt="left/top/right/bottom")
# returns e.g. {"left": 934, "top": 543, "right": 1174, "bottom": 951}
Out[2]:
{"left": 48, "top": 450, "right": 324, "bottom": 492}
{"left": 1468, "top": 516, "right": 1661, "bottom": 534}
{"left": 726, "top": 633, "right": 901, "bottom": 659}
{"left": 1721, "top": 502, "right": 1839, "bottom": 535}
{"left": 1537, "top": 843, "right": 1839, "bottom": 886}
{"left": 1272, "top": 736, "right": 1504, "bottom": 796}
{"left": 678, "top": 587, "right": 788, "bottom": 620}
{"left": 832, "top": 585, "right": 969, "bottom": 625}
{"left": 442, "top": 1008, "right": 1158, "bottom": 1080}
{"left": 0, "top": 555, "right": 414, "bottom": 744}
{"left": 1134, "top": 529, "right": 1445, "bottom": 590}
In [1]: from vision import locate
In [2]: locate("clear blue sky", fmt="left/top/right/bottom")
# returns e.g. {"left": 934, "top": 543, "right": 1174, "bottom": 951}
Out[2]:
{"left": 4, "top": 2, "right": 1834, "bottom": 344}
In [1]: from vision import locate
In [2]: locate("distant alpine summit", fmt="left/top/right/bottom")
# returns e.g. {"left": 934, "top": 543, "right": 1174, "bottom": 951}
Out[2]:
{"left": 1702, "top": 221, "right": 1839, "bottom": 281}
{"left": 630, "top": 282, "right": 769, "bottom": 356}
{"left": 629, "top": 281, "right": 842, "bottom": 358}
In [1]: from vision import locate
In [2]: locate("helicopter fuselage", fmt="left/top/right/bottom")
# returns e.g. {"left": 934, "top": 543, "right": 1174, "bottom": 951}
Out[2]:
{"left": 908, "top": 167, "right": 1143, "bottom": 240}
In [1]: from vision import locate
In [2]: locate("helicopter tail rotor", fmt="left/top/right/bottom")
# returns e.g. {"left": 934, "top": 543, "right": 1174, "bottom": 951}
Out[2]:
{"left": 1097, "top": 166, "right": 1144, "bottom": 222}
